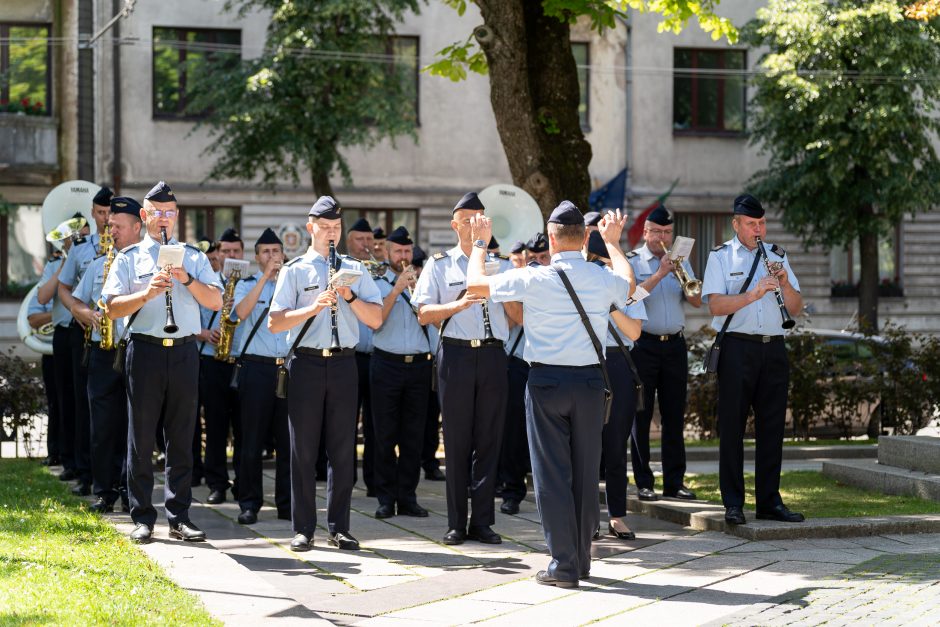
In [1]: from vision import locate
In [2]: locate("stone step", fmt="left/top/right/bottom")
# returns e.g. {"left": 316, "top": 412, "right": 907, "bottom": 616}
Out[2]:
{"left": 822, "top": 458, "right": 940, "bottom": 501}
{"left": 646, "top": 444, "right": 877, "bottom": 463}
{"left": 878, "top": 435, "right": 940, "bottom": 474}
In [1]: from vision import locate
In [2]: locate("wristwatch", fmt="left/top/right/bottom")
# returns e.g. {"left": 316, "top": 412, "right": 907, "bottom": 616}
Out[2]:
{"left": 345, "top": 292, "right": 358, "bottom": 304}
{"left": 473, "top": 239, "right": 487, "bottom": 249}
{"left": 182, "top": 273, "right": 194, "bottom": 287}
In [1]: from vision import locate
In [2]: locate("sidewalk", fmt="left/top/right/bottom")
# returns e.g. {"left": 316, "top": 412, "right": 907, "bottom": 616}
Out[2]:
{"left": 95, "top": 465, "right": 940, "bottom": 626}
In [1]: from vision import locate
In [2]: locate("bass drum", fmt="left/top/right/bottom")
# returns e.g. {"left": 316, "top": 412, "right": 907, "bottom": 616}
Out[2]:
{"left": 17, "top": 284, "right": 53, "bottom": 355}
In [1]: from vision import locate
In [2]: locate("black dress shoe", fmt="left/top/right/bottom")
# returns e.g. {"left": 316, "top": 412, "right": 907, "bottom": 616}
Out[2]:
{"left": 366, "top": 489, "right": 376, "bottom": 498}
{"left": 467, "top": 525, "right": 502, "bottom": 544}
{"left": 237, "top": 510, "right": 257, "bottom": 525}
{"left": 637, "top": 488, "right": 658, "bottom": 501}
{"left": 725, "top": 506, "right": 746, "bottom": 525}
{"left": 375, "top": 504, "right": 395, "bottom": 519}
{"left": 398, "top": 503, "right": 429, "bottom": 517}
{"left": 130, "top": 523, "right": 152, "bottom": 544}
{"left": 500, "top": 499, "right": 520, "bottom": 515}
{"left": 442, "top": 529, "right": 466, "bottom": 545}
{"left": 329, "top": 531, "right": 360, "bottom": 550}
{"left": 58, "top": 469, "right": 77, "bottom": 482}
{"left": 206, "top": 489, "right": 226, "bottom": 504}
{"left": 608, "top": 522, "right": 636, "bottom": 540}
{"left": 756, "top": 504, "right": 805, "bottom": 523}
{"left": 42, "top": 456, "right": 60, "bottom": 466}
{"left": 290, "top": 533, "right": 312, "bottom": 551}
{"left": 535, "top": 570, "right": 578, "bottom": 589}
{"left": 89, "top": 497, "right": 113, "bottom": 513}
{"left": 71, "top": 482, "right": 91, "bottom": 496}
{"left": 425, "top": 467, "right": 446, "bottom": 481}
{"left": 169, "top": 521, "right": 207, "bottom": 542}
{"left": 663, "top": 486, "right": 697, "bottom": 500}
{"left": 592, "top": 525, "right": 601, "bottom": 541}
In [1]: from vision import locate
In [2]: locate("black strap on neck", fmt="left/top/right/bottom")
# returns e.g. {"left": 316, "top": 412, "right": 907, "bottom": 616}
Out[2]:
{"left": 716, "top": 252, "right": 762, "bottom": 342}
{"left": 554, "top": 267, "right": 612, "bottom": 424}
{"left": 235, "top": 306, "right": 269, "bottom": 360}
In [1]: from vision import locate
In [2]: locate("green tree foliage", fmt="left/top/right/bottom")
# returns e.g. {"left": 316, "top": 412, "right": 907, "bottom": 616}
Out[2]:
{"left": 189, "top": 0, "right": 421, "bottom": 197}
{"left": 745, "top": 0, "right": 940, "bottom": 331}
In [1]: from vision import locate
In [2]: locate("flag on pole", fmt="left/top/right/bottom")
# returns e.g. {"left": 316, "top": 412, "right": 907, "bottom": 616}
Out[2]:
{"left": 588, "top": 168, "right": 627, "bottom": 213}
{"left": 626, "top": 179, "right": 679, "bottom": 249}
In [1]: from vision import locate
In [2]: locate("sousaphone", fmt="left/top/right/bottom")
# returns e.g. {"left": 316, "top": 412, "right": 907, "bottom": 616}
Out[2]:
{"left": 478, "top": 184, "right": 544, "bottom": 252}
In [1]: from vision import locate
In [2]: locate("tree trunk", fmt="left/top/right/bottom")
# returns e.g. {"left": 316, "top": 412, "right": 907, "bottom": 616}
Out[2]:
{"left": 310, "top": 162, "right": 335, "bottom": 200}
{"left": 856, "top": 203, "right": 879, "bottom": 333}
{"left": 475, "top": 1, "right": 593, "bottom": 218}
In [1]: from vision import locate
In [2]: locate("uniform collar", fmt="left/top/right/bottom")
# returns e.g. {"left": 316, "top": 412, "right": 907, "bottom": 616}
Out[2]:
{"left": 638, "top": 243, "right": 656, "bottom": 261}
{"left": 382, "top": 267, "right": 398, "bottom": 282}
{"left": 730, "top": 235, "right": 756, "bottom": 255}
{"left": 304, "top": 247, "right": 328, "bottom": 263}
{"left": 141, "top": 233, "right": 178, "bottom": 249}
{"left": 448, "top": 244, "right": 467, "bottom": 261}
{"left": 550, "top": 250, "right": 584, "bottom": 263}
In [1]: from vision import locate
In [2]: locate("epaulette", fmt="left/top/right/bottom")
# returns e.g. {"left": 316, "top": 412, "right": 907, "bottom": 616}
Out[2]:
{"left": 432, "top": 251, "right": 448, "bottom": 260}
{"left": 771, "top": 244, "right": 786, "bottom": 257}
{"left": 712, "top": 243, "right": 728, "bottom": 252}
{"left": 120, "top": 244, "right": 138, "bottom": 254}
{"left": 285, "top": 257, "right": 303, "bottom": 267}
{"left": 184, "top": 243, "right": 201, "bottom": 252}
{"left": 241, "top": 275, "right": 257, "bottom": 282}
{"left": 495, "top": 253, "right": 509, "bottom": 261}
{"left": 625, "top": 251, "right": 639, "bottom": 259}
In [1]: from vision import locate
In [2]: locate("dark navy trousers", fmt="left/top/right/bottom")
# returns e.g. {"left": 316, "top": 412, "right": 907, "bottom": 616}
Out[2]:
{"left": 355, "top": 351, "right": 373, "bottom": 490}
{"left": 52, "top": 325, "right": 76, "bottom": 471}
{"left": 68, "top": 323, "right": 92, "bottom": 485}
{"left": 602, "top": 350, "right": 637, "bottom": 519}
{"left": 287, "top": 353, "right": 357, "bottom": 536}
{"left": 437, "top": 342, "right": 507, "bottom": 531}
{"left": 421, "top": 381, "right": 442, "bottom": 474}
{"left": 498, "top": 355, "right": 530, "bottom": 502}
{"left": 125, "top": 339, "right": 199, "bottom": 527}
{"left": 200, "top": 356, "right": 240, "bottom": 494}
{"left": 87, "top": 346, "right": 128, "bottom": 504}
{"left": 526, "top": 365, "right": 606, "bottom": 584}
{"left": 41, "top": 354, "right": 60, "bottom": 460}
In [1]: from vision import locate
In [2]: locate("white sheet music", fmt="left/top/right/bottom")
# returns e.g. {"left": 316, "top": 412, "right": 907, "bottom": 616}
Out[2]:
{"left": 157, "top": 245, "right": 185, "bottom": 269}
{"left": 626, "top": 285, "right": 650, "bottom": 306}
{"left": 670, "top": 236, "right": 694, "bottom": 260}
{"left": 329, "top": 268, "right": 362, "bottom": 288}
{"left": 222, "top": 258, "right": 250, "bottom": 279}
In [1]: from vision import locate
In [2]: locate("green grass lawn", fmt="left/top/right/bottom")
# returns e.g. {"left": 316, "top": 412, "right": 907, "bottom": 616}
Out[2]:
{"left": 649, "top": 438, "right": 877, "bottom": 448}
{"left": 0, "top": 459, "right": 218, "bottom": 625}
{"left": 669, "top": 470, "right": 940, "bottom": 518}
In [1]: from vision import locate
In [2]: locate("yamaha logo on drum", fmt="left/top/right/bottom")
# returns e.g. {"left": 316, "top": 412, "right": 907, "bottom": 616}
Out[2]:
{"left": 70, "top": 186, "right": 90, "bottom": 193}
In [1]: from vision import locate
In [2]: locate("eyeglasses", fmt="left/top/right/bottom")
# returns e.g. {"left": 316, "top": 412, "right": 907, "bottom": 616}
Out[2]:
{"left": 147, "top": 209, "right": 178, "bottom": 218}
{"left": 644, "top": 228, "right": 673, "bottom": 236}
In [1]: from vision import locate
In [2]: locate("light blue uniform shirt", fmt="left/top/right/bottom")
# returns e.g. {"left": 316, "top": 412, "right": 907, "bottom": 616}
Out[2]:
{"left": 702, "top": 236, "right": 800, "bottom": 336}
{"left": 38, "top": 258, "right": 73, "bottom": 327}
{"left": 72, "top": 254, "right": 125, "bottom": 343}
{"left": 606, "top": 299, "right": 648, "bottom": 349}
{"left": 373, "top": 267, "right": 431, "bottom": 355}
{"left": 26, "top": 290, "right": 51, "bottom": 316}
{"left": 628, "top": 243, "right": 696, "bottom": 336}
{"left": 199, "top": 271, "right": 247, "bottom": 357}
{"left": 355, "top": 322, "right": 373, "bottom": 353}
{"left": 230, "top": 272, "right": 289, "bottom": 359}
{"left": 489, "top": 251, "right": 630, "bottom": 366}
{"left": 412, "top": 245, "right": 510, "bottom": 342}
{"left": 101, "top": 234, "right": 222, "bottom": 338}
{"left": 505, "top": 325, "right": 526, "bottom": 360}
{"left": 269, "top": 249, "right": 382, "bottom": 350}
{"left": 59, "top": 233, "right": 100, "bottom": 289}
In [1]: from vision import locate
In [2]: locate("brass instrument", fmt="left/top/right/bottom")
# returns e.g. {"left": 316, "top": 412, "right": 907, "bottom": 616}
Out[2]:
{"left": 328, "top": 240, "right": 342, "bottom": 350}
{"left": 45, "top": 216, "right": 87, "bottom": 255}
{"left": 755, "top": 236, "right": 796, "bottom": 330}
{"left": 97, "top": 226, "right": 116, "bottom": 350}
{"left": 160, "top": 227, "right": 179, "bottom": 334}
{"left": 660, "top": 242, "right": 702, "bottom": 298}
{"left": 214, "top": 264, "right": 243, "bottom": 362}
{"left": 400, "top": 262, "right": 415, "bottom": 301}
{"left": 361, "top": 252, "right": 385, "bottom": 279}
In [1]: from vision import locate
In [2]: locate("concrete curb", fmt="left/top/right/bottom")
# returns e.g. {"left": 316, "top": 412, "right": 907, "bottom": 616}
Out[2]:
{"left": 655, "top": 445, "right": 877, "bottom": 463}
{"left": 822, "top": 458, "right": 940, "bottom": 501}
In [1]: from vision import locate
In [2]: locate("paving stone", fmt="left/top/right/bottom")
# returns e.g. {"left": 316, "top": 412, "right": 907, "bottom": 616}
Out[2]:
{"left": 382, "top": 598, "right": 524, "bottom": 623}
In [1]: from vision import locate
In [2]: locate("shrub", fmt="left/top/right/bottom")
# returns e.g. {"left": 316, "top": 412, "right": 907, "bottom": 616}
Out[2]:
{"left": 0, "top": 348, "right": 47, "bottom": 456}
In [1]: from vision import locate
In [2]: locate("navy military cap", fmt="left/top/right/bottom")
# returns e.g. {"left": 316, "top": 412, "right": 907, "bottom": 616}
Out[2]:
{"left": 255, "top": 227, "right": 282, "bottom": 247}
{"left": 733, "top": 194, "right": 764, "bottom": 219}
{"left": 93, "top": 186, "right": 113, "bottom": 207}
{"left": 373, "top": 227, "right": 386, "bottom": 240}
{"left": 308, "top": 195, "right": 342, "bottom": 219}
{"left": 453, "top": 192, "right": 485, "bottom": 213}
{"left": 547, "top": 200, "right": 584, "bottom": 225}
{"left": 411, "top": 245, "right": 428, "bottom": 267}
{"left": 348, "top": 217, "right": 372, "bottom": 233}
{"left": 219, "top": 227, "right": 241, "bottom": 243}
{"left": 71, "top": 211, "right": 85, "bottom": 221}
{"left": 586, "top": 230, "right": 609, "bottom": 259}
{"left": 583, "top": 211, "right": 602, "bottom": 227}
{"left": 510, "top": 240, "right": 526, "bottom": 254}
{"left": 109, "top": 196, "right": 142, "bottom": 216}
{"left": 488, "top": 236, "right": 499, "bottom": 251}
{"left": 647, "top": 204, "right": 673, "bottom": 226}
{"left": 387, "top": 226, "right": 413, "bottom": 246}
{"left": 144, "top": 181, "right": 175, "bottom": 203}
{"left": 527, "top": 232, "right": 549, "bottom": 253}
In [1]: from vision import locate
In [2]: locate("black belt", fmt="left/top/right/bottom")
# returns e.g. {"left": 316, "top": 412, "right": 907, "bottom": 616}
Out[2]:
{"left": 373, "top": 348, "right": 432, "bottom": 363}
{"left": 726, "top": 332, "right": 784, "bottom": 344}
{"left": 131, "top": 333, "right": 197, "bottom": 347}
{"left": 241, "top": 354, "right": 286, "bottom": 365}
{"left": 530, "top": 362, "right": 600, "bottom": 370}
{"left": 90, "top": 344, "right": 115, "bottom": 353}
{"left": 295, "top": 347, "right": 355, "bottom": 358}
{"left": 640, "top": 330, "right": 684, "bottom": 342}
{"left": 442, "top": 337, "right": 503, "bottom": 348}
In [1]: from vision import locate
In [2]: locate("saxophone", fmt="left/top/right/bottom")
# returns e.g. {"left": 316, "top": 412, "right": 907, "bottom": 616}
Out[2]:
{"left": 97, "top": 226, "right": 115, "bottom": 350}
{"left": 214, "top": 266, "right": 243, "bottom": 362}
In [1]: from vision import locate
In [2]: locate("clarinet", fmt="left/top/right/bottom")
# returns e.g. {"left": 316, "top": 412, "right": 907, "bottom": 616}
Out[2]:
{"left": 160, "top": 227, "right": 179, "bottom": 334}
{"left": 481, "top": 254, "right": 496, "bottom": 341}
{"left": 755, "top": 236, "right": 796, "bottom": 330}
{"left": 328, "top": 240, "right": 341, "bottom": 350}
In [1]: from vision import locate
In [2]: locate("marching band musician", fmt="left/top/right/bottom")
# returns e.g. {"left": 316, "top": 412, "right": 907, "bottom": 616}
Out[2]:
{"left": 268, "top": 196, "right": 382, "bottom": 552}
{"left": 508, "top": 241, "right": 527, "bottom": 269}
{"left": 230, "top": 228, "right": 291, "bottom": 525}
{"left": 628, "top": 205, "right": 701, "bottom": 503}
{"left": 57, "top": 187, "right": 114, "bottom": 496}
{"left": 467, "top": 203, "right": 633, "bottom": 589}
{"left": 27, "top": 287, "right": 60, "bottom": 468}
{"left": 71, "top": 197, "right": 143, "bottom": 513}
{"left": 412, "top": 192, "right": 511, "bottom": 547}
{"left": 412, "top": 246, "right": 446, "bottom": 483}
{"left": 103, "top": 181, "right": 222, "bottom": 545}
{"left": 702, "top": 194, "right": 804, "bottom": 526}
{"left": 371, "top": 226, "right": 387, "bottom": 263}
{"left": 198, "top": 227, "right": 246, "bottom": 505}
{"left": 526, "top": 232, "right": 551, "bottom": 266}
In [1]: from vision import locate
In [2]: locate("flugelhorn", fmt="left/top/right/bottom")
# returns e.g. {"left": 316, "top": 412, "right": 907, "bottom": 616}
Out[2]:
{"left": 660, "top": 242, "right": 702, "bottom": 298}
{"left": 160, "top": 227, "right": 179, "bottom": 334}
{"left": 754, "top": 236, "right": 796, "bottom": 330}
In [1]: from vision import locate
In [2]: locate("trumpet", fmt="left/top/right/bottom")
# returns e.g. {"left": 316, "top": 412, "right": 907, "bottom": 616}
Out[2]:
{"left": 361, "top": 253, "right": 385, "bottom": 279}
{"left": 45, "top": 216, "right": 87, "bottom": 255}
{"left": 755, "top": 237, "right": 796, "bottom": 330}
{"left": 660, "top": 242, "right": 702, "bottom": 298}
{"left": 400, "top": 262, "right": 415, "bottom": 301}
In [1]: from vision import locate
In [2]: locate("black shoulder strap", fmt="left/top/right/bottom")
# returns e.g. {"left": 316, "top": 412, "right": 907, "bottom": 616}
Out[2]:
{"left": 235, "top": 306, "right": 270, "bottom": 360}
{"left": 555, "top": 268, "right": 612, "bottom": 424}
{"left": 607, "top": 320, "right": 646, "bottom": 412}
{"left": 434, "top": 288, "right": 465, "bottom": 356}
{"left": 199, "top": 310, "right": 220, "bottom": 354}
{"left": 509, "top": 327, "right": 525, "bottom": 358}
{"left": 116, "top": 310, "right": 139, "bottom": 346}
{"left": 715, "top": 252, "right": 762, "bottom": 342}
{"left": 284, "top": 316, "right": 314, "bottom": 363}
{"left": 384, "top": 275, "right": 430, "bottom": 345}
